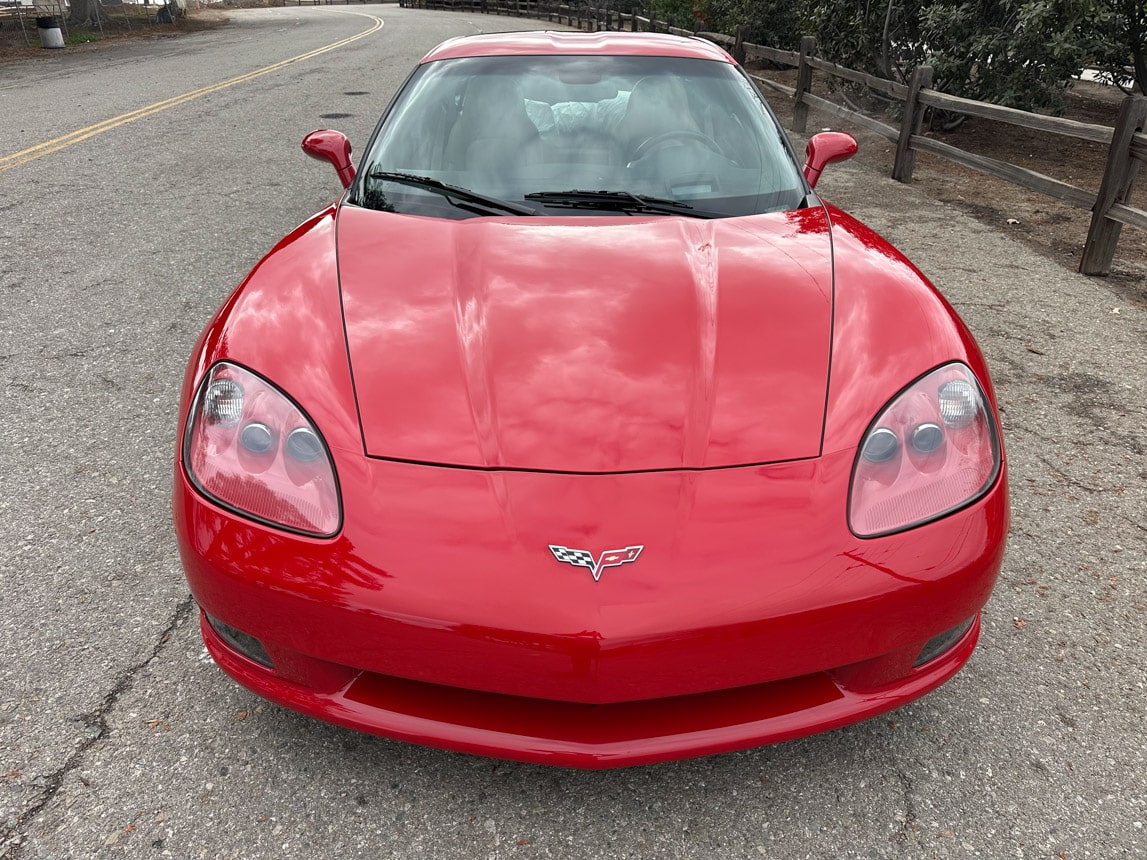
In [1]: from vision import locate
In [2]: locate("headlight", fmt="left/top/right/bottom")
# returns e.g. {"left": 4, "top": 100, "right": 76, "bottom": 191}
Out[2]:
{"left": 183, "top": 362, "right": 341, "bottom": 537}
{"left": 848, "top": 363, "right": 1000, "bottom": 537}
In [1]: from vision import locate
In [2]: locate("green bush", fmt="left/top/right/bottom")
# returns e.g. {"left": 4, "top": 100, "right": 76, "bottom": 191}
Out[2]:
{"left": 919, "top": 0, "right": 1104, "bottom": 112}
{"left": 806, "top": 0, "right": 924, "bottom": 82}
{"left": 1089, "top": 0, "right": 1147, "bottom": 94}
{"left": 695, "top": 0, "right": 804, "bottom": 46}
{"left": 806, "top": 0, "right": 1104, "bottom": 113}
{"left": 639, "top": 0, "right": 1118, "bottom": 112}
{"left": 644, "top": 0, "right": 803, "bottom": 44}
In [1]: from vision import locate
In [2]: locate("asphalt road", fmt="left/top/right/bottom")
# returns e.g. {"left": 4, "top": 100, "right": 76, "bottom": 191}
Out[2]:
{"left": 0, "top": 7, "right": 1144, "bottom": 858}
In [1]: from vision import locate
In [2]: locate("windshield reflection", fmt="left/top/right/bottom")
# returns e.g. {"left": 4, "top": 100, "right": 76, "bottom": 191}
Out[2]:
{"left": 355, "top": 54, "right": 805, "bottom": 219}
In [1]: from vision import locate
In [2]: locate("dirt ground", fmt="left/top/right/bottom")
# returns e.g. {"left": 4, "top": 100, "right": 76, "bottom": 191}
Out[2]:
{"left": 3, "top": 11, "right": 1143, "bottom": 303}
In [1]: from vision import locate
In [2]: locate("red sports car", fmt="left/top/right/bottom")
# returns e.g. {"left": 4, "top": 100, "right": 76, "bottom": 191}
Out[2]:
{"left": 174, "top": 31, "right": 1008, "bottom": 768}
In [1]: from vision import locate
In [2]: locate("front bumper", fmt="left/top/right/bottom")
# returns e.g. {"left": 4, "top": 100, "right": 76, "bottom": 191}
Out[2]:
{"left": 176, "top": 448, "right": 1007, "bottom": 766}
{"left": 202, "top": 611, "right": 980, "bottom": 768}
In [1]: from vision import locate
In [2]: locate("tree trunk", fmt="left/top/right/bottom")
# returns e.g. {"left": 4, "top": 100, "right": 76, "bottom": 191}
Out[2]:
{"left": 879, "top": 0, "right": 895, "bottom": 81}
{"left": 1127, "top": 3, "right": 1146, "bottom": 95}
{"left": 68, "top": 0, "right": 105, "bottom": 27}
{"left": 1133, "top": 38, "right": 1147, "bottom": 96}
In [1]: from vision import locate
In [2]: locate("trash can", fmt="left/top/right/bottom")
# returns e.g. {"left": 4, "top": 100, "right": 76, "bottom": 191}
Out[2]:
{"left": 36, "top": 16, "right": 65, "bottom": 49}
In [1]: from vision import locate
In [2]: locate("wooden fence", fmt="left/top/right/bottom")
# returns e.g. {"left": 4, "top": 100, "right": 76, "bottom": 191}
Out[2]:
{"left": 401, "top": 0, "right": 1147, "bottom": 275}
{"left": 753, "top": 35, "right": 1147, "bottom": 276}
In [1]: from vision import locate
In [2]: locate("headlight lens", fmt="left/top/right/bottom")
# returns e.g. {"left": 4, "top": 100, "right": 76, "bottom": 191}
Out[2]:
{"left": 849, "top": 363, "right": 1000, "bottom": 537}
{"left": 183, "top": 362, "right": 341, "bottom": 537}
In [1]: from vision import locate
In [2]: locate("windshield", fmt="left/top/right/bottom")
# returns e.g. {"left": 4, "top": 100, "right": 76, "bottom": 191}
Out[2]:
{"left": 354, "top": 54, "right": 806, "bottom": 219}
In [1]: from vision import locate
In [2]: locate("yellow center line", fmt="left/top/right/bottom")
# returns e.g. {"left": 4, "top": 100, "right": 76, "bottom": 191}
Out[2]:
{"left": 0, "top": 10, "right": 384, "bottom": 173}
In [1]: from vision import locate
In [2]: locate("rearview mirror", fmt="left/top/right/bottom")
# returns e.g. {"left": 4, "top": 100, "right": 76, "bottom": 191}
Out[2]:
{"left": 302, "top": 129, "right": 356, "bottom": 189}
{"left": 803, "top": 132, "right": 858, "bottom": 189}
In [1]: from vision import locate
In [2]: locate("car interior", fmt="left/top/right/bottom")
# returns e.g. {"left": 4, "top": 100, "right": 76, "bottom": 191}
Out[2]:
{"left": 358, "top": 54, "right": 804, "bottom": 217}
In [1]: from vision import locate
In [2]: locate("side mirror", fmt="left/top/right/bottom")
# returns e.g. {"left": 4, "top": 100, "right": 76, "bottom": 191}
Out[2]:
{"left": 802, "top": 132, "right": 858, "bottom": 189}
{"left": 302, "top": 129, "right": 356, "bottom": 189}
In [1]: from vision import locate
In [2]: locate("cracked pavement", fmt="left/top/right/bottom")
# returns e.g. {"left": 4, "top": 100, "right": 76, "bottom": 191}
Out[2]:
{"left": 3, "top": 599, "right": 194, "bottom": 857}
{"left": 1, "top": 6, "right": 1144, "bottom": 858}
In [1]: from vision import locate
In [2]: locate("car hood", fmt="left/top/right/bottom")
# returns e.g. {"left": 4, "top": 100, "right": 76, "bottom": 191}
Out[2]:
{"left": 336, "top": 205, "right": 834, "bottom": 472}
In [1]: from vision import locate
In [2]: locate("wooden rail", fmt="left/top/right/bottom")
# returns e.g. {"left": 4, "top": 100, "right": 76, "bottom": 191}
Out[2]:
{"left": 910, "top": 135, "right": 1097, "bottom": 210}
{"left": 916, "top": 90, "right": 1112, "bottom": 144}
{"left": 807, "top": 56, "right": 907, "bottom": 100}
{"left": 400, "top": 0, "right": 1147, "bottom": 274}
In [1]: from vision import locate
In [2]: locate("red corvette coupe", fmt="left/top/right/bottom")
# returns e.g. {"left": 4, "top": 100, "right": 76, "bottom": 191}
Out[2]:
{"left": 174, "top": 31, "right": 1008, "bottom": 767}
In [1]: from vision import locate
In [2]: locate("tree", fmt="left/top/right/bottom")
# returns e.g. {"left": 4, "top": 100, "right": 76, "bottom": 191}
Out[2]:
{"left": 1091, "top": 1, "right": 1147, "bottom": 93}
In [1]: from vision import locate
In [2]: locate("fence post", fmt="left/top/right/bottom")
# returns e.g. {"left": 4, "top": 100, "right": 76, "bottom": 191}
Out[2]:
{"left": 792, "top": 36, "right": 816, "bottom": 134}
{"left": 892, "top": 64, "right": 933, "bottom": 183}
{"left": 1080, "top": 95, "right": 1147, "bottom": 275}
{"left": 732, "top": 25, "right": 746, "bottom": 66}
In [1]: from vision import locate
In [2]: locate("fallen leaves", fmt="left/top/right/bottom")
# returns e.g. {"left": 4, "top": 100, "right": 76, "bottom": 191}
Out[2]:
{"left": 1014, "top": 617, "right": 1026, "bottom": 630}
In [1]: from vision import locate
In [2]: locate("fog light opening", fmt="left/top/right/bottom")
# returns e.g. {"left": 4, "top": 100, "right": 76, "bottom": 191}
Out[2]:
{"left": 206, "top": 614, "right": 274, "bottom": 669}
{"left": 913, "top": 616, "right": 976, "bottom": 668}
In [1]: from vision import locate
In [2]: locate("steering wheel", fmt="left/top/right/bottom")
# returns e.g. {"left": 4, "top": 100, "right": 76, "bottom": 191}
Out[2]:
{"left": 629, "top": 130, "right": 724, "bottom": 163}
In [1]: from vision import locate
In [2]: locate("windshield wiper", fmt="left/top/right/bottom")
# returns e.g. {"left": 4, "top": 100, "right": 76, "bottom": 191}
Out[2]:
{"left": 524, "top": 190, "right": 721, "bottom": 219}
{"left": 367, "top": 172, "right": 537, "bottom": 217}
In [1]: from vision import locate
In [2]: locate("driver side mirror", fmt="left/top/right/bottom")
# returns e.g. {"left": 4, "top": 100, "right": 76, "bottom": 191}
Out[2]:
{"left": 802, "top": 132, "right": 858, "bottom": 189}
{"left": 302, "top": 129, "right": 356, "bottom": 189}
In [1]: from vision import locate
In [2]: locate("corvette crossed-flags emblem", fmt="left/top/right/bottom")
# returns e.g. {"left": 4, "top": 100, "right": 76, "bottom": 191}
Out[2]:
{"left": 548, "top": 544, "right": 644, "bottom": 582}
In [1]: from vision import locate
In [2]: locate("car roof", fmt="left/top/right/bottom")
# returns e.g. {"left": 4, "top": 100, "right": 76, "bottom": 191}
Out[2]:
{"left": 421, "top": 31, "right": 735, "bottom": 64}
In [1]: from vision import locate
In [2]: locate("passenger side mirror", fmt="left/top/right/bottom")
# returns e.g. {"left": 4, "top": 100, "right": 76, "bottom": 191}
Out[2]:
{"left": 302, "top": 130, "right": 356, "bottom": 189}
{"left": 802, "top": 132, "right": 858, "bottom": 189}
